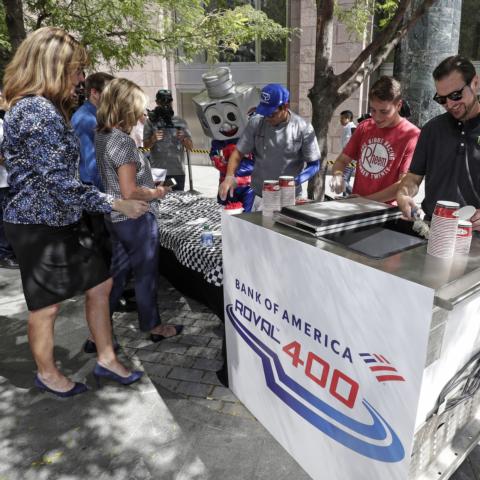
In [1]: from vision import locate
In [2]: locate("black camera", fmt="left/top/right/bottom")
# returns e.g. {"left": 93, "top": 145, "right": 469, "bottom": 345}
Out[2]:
{"left": 147, "top": 88, "right": 175, "bottom": 127}
{"left": 147, "top": 104, "right": 175, "bottom": 127}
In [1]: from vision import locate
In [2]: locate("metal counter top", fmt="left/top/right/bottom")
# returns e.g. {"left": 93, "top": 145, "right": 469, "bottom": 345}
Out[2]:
{"left": 237, "top": 212, "right": 480, "bottom": 310}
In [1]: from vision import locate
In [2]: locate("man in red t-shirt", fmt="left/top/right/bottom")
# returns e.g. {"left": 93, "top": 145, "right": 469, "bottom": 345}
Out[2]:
{"left": 331, "top": 76, "right": 420, "bottom": 204}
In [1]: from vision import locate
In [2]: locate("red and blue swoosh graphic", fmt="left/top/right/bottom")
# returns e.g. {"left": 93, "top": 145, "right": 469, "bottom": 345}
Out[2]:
{"left": 226, "top": 304, "right": 405, "bottom": 462}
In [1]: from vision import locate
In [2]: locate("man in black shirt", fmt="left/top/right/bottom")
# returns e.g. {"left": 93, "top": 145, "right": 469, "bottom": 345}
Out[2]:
{"left": 397, "top": 55, "right": 480, "bottom": 229}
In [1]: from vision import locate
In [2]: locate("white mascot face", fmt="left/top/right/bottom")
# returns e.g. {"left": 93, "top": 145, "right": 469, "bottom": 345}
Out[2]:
{"left": 193, "top": 84, "right": 259, "bottom": 141}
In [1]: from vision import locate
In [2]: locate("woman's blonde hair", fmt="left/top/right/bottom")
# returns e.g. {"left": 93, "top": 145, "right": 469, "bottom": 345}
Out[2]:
{"left": 97, "top": 78, "right": 146, "bottom": 133}
{"left": 2, "top": 27, "right": 88, "bottom": 119}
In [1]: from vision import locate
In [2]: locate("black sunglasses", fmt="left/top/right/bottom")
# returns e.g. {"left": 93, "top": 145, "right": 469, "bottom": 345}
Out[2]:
{"left": 433, "top": 84, "right": 469, "bottom": 105}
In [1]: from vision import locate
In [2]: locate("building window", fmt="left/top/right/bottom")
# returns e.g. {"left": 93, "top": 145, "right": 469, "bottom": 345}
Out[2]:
{"left": 205, "top": 0, "right": 287, "bottom": 63}
{"left": 459, "top": 0, "right": 480, "bottom": 60}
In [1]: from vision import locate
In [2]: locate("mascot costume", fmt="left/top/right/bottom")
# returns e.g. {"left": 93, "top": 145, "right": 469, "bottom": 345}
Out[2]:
{"left": 193, "top": 67, "right": 259, "bottom": 212}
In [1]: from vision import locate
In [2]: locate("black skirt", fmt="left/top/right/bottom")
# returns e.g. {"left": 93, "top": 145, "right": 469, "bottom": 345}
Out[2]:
{"left": 4, "top": 217, "right": 111, "bottom": 311}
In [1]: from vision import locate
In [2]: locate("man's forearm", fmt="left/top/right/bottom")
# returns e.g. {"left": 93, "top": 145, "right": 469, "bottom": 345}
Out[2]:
{"left": 365, "top": 181, "right": 403, "bottom": 203}
{"left": 397, "top": 173, "right": 421, "bottom": 198}
{"left": 331, "top": 154, "right": 351, "bottom": 174}
{"left": 143, "top": 134, "right": 156, "bottom": 149}
{"left": 225, "top": 150, "right": 243, "bottom": 177}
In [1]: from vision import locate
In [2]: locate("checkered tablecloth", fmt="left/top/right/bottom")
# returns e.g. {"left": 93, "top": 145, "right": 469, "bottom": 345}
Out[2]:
{"left": 156, "top": 192, "right": 224, "bottom": 287}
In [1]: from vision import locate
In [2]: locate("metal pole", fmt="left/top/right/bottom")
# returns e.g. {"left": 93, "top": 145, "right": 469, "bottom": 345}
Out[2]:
{"left": 185, "top": 148, "right": 201, "bottom": 194}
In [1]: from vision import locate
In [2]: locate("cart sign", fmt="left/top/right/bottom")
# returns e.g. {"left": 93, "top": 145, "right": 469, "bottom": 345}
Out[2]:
{"left": 222, "top": 215, "right": 434, "bottom": 480}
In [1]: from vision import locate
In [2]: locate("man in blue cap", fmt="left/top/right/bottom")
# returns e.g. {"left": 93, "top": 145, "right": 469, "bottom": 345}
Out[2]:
{"left": 218, "top": 83, "right": 321, "bottom": 206}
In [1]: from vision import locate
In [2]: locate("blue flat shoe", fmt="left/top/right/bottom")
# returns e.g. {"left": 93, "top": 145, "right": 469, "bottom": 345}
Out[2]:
{"left": 93, "top": 363, "right": 143, "bottom": 387}
{"left": 34, "top": 375, "right": 88, "bottom": 398}
{"left": 150, "top": 325, "right": 184, "bottom": 343}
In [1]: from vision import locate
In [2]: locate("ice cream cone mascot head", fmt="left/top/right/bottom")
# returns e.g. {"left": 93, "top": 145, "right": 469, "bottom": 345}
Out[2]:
{"left": 193, "top": 67, "right": 258, "bottom": 211}
{"left": 193, "top": 67, "right": 258, "bottom": 141}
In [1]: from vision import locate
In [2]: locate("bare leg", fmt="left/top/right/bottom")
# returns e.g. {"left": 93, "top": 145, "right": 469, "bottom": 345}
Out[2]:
{"left": 29, "top": 304, "right": 74, "bottom": 391}
{"left": 85, "top": 278, "right": 130, "bottom": 377}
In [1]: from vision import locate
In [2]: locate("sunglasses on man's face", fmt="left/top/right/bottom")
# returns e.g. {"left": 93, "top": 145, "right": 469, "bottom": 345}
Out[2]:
{"left": 433, "top": 84, "right": 469, "bottom": 105}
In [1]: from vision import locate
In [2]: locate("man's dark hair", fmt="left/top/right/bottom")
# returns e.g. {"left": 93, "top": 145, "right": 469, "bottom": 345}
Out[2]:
{"left": 369, "top": 76, "right": 402, "bottom": 103}
{"left": 85, "top": 72, "right": 114, "bottom": 98}
{"left": 156, "top": 89, "right": 173, "bottom": 104}
{"left": 340, "top": 110, "right": 353, "bottom": 121}
{"left": 432, "top": 55, "right": 477, "bottom": 84}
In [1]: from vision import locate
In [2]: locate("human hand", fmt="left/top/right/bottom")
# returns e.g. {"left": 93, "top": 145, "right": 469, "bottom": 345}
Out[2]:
{"left": 397, "top": 194, "right": 417, "bottom": 220}
{"left": 219, "top": 175, "right": 237, "bottom": 201}
{"left": 469, "top": 209, "right": 480, "bottom": 231}
{"left": 329, "top": 172, "right": 345, "bottom": 194}
{"left": 154, "top": 129, "right": 165, "bottom": 142}
{"left": 182, "top": 137, "right": 193, "bottom": 151}
{"left": 154, "top": 185, "right": 171, "bottom": 199}
{"left": 114, "top": 199, "right": 149, "bottom": 219}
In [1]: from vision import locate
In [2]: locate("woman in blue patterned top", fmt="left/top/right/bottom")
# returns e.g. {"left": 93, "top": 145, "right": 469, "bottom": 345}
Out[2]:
{"left": 96, "top": 78, "right": 184, "bottom": 342}
{"left": 2, "top": 27, "right": 149, "bottom": 397}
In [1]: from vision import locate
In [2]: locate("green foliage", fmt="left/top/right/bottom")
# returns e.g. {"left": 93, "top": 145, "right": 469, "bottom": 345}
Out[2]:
{"left": 0, "top": 0, "right": 291, "bottom": 69}
{"left": 334, "top": 0, "right": 399, "bottom": 41}
{"left": 0, "top": 3, "right": 10, "bottom": 52}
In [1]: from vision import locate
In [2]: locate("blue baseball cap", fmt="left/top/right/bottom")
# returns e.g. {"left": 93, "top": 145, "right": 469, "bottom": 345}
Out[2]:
{"left": 256, "top": 84, "right": 290, "bottom": 117}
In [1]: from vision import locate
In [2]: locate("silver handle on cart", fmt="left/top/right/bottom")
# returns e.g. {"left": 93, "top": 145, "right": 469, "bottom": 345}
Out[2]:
{"left": 434, "top": 282, "right": 480, "bottom": 311}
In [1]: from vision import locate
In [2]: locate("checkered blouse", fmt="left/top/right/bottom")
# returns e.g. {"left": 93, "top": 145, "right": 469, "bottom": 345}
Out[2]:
{"left": 96, "top": 127, "right": 160, "bottom": 223}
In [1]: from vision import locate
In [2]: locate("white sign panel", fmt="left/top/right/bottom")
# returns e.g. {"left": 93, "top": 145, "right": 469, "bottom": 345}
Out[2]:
{"left": 222, "top": 215, "right": 434, "bottom": 480}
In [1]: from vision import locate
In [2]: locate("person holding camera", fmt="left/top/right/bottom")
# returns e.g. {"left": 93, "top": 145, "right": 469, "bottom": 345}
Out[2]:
{"left": 143, "top": 89, "right": 193, "bottom": 191}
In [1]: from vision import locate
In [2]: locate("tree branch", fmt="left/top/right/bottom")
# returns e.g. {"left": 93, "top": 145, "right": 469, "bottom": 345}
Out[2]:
{"left": 337, "top": 0, "right": 412, "bottom": 87}
{"left": 338, "top": 0, "right": 437, "bottom": 96}
{"left": 312, "top": 0, "right": 335, "bottom": 89}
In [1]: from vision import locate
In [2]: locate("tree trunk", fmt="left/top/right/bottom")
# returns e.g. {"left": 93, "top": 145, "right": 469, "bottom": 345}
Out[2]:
{"left": 401, "top": 0, "right": 462, "bottom": 127}
{"left": 308, "top": 80, "right": 340, "bottom": 200}
{"left": 1, "top": 0, "right": 26, "bottom": 71}
{"left": 307, "top": 0, "right": 336, "bottom": 200}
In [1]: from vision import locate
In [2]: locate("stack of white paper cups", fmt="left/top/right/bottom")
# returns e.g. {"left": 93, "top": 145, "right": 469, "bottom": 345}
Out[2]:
{"left": 279, "top": 176, "right": 296, "bottom": 207}
{"left": 427, "top": 200, "right": 460, "bottom": 258}
{"left": 455, "top": 220, "right": 473, "bottom": 255}
{"left": 262, "top": 180, "right": 281, "bottom": 217}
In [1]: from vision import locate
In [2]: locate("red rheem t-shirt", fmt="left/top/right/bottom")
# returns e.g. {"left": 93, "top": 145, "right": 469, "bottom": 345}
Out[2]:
{"left": 343, "top": 118, "right": 420, "bottom": 201}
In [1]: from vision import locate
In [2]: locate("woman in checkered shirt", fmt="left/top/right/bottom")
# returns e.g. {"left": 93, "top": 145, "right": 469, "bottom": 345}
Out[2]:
{"left": 96, "top": 78, "right": 184, "bottom": 343}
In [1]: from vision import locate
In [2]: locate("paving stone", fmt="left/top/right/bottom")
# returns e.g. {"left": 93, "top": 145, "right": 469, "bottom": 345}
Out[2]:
{"left": 183, "top": 326, "right": 204, "bottom": 335}
{"left": 193, "top": 319, "right": 221, "bottom": 328}
{"left": 123, "top": 337, "right": 152, "bottom": 349}
{"left": 221, "top": 402, "right": 255, "bottom": 419}
{"left": 135, "top": 349, "right": 165, "bottom": 363}
{"left": 186, "top": 346, "right": 220, "bottom": 359}
{"left": 185, "top": 311, "right": 211, "bottom": 320}
{"left": 191, "top": 398, "right": 224, "bottom": 412}
{"left": 154, "top": 343, "right": 189, "bottom": 355}
{"left": 201, "top": 371, "right": 223, "bottom": 386}
{"left": 153, "top": 377, "right": 180, "bottom": 391}
{"left": 208, "top": 338, "right": 223, "bottom": 349}
{"left": 144, "top": 363, "right": 172, "bottom": 378}
{"left": 175, "top": 317, "right": 197, "bottom": 326}
{"left": 120, "top": 347, "right": 138, "bottom": 358}
{"left": 193, "top": 358, "right": 224, "bottom": 372}
{"left": 176, "top": 381, "right": 213, "bottom": 398}
{"left": 209, "top": 386, "right": 238, "bottom": 403}
{"left": 177, "top": 334, "right": 211, "bottom": 347}
{"left": 155, "top": 352, "right": 196, "bottom": 368}
{"left": 168, "top": 367, "right": 205, "bottom": 382}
